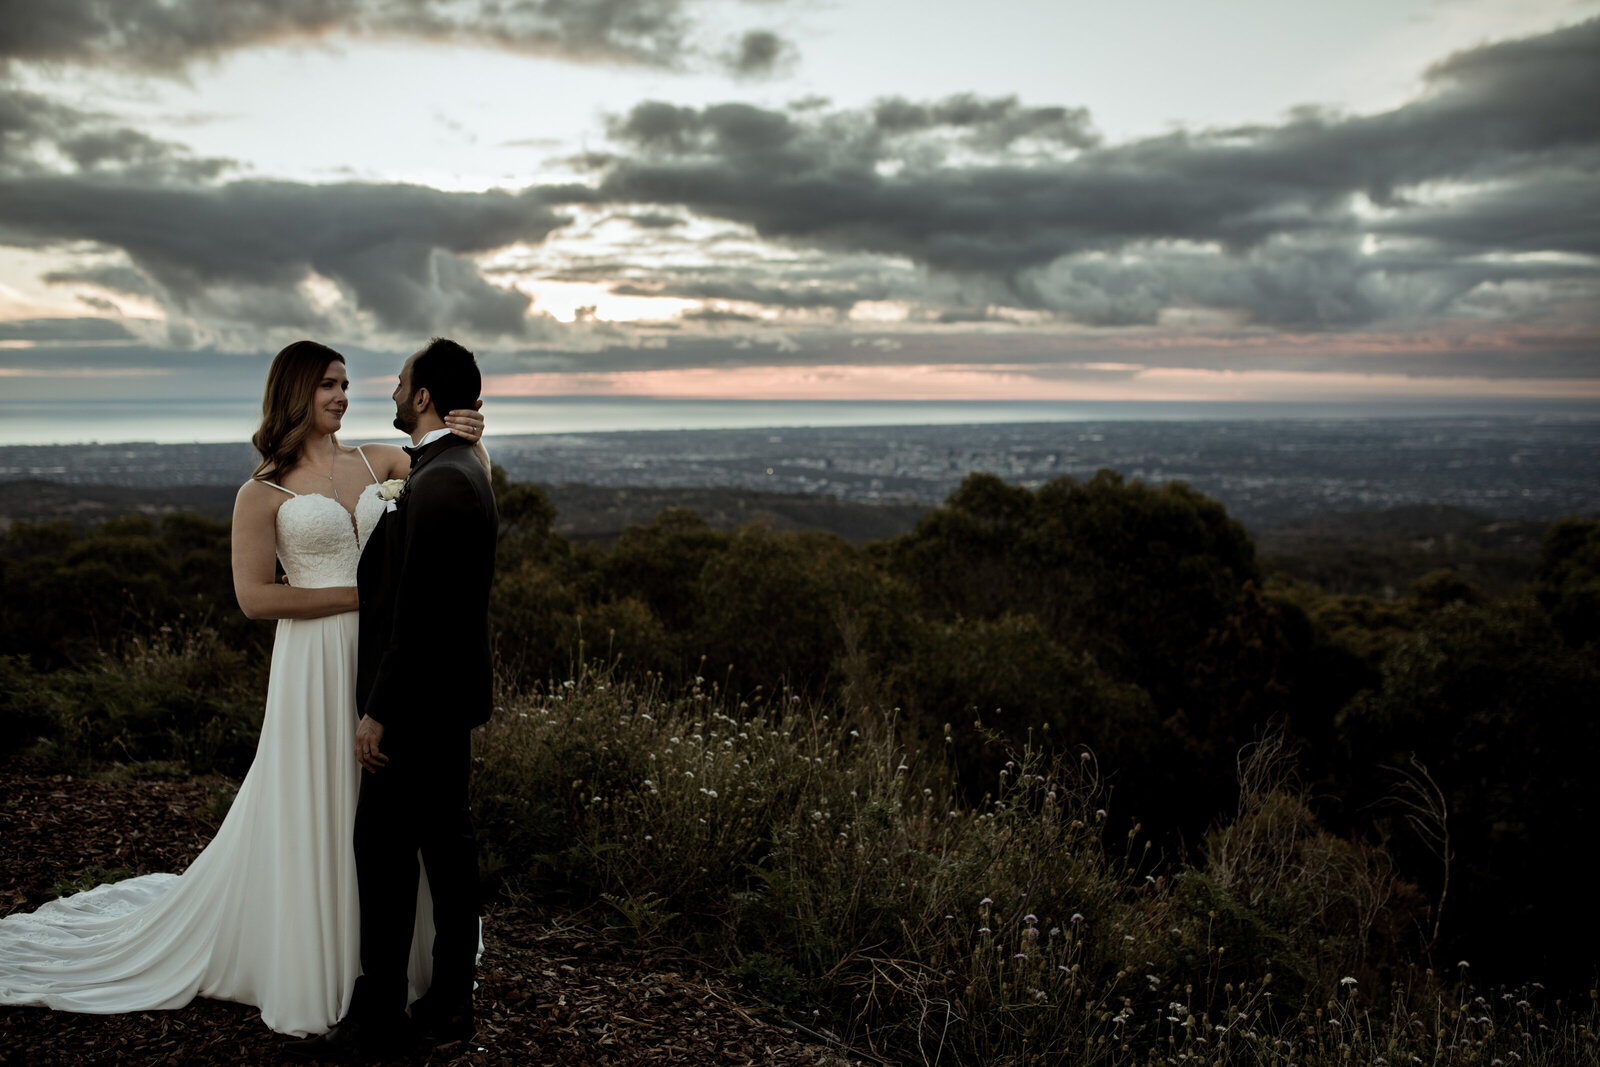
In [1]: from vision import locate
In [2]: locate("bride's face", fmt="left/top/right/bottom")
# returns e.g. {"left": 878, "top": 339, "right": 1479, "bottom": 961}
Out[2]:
{"left": 310, "top": 360, "right": 349, "bottom": 437}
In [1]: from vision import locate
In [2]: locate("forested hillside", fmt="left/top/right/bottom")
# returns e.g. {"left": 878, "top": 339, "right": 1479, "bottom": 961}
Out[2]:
{"left": 3, "top": 468, "right": 1597, "bottom": 1064}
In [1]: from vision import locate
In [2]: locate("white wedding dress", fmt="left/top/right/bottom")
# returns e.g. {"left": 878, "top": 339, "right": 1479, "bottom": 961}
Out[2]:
{"left": 0, "top": 456, "right": 439, "bottom": 1037}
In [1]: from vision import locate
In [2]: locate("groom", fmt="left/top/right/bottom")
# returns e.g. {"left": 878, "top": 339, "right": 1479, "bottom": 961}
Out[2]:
{"left": 290, "top": 337, "right": 498, "bottom": 1060}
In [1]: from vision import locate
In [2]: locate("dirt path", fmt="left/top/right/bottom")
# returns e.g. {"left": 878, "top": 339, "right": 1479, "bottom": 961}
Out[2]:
{"left": 0, "top": 767, "right": 864, "bottom": 1066}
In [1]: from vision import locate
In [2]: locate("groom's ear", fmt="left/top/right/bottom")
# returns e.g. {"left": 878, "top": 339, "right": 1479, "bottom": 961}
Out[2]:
{"left": 413, "top": 385, "right": 433, "bottom": 415}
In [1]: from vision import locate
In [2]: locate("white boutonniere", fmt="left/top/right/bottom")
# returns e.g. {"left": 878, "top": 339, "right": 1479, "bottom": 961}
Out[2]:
{"left": 376, "top": 478, "right": 408, "bottom": 512}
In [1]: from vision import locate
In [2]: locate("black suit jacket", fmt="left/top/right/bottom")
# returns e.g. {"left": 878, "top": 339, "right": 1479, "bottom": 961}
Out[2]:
{"left": 356, "top": 434, "right": 498, "bottom": 735}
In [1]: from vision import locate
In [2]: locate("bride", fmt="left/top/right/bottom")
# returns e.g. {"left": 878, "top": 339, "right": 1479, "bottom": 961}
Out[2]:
{"left": 0, "top": 339, "right": 488, "bottom": 1036}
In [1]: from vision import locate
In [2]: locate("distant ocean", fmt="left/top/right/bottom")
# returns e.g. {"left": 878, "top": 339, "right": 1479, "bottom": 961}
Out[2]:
{"left": 2, "top": 395, "right": 1597, "bottom": 447}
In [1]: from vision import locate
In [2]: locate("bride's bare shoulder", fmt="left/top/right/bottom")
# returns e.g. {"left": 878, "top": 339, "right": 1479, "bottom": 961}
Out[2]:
{"left": 235, "top": 477, "right": 291, "bottom": 515}
{"left": 358, "top": 442, "right": 409, "bottom": 479}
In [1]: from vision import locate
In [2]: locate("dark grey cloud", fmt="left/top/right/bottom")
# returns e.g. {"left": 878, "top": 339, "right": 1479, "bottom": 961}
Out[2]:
{"left": 622, "top": 210, "right": 687, "bottom": 228}
{"left": 872, "top": 94, "right": 1099, "bottom": 151}
{"left": 720, "top": 29, "right": 796, "bottom": 79}
{"left": 0, "top": 0, "right": 801, "bottom": 72}
{"left": 678, "top": 306, "right": 759, "bottom": 323}
{"left": 0, "top": 0, "right": 685, "bottom": 70}
{"left": 592, "top": 18, "right": 1600, "bottom": 329}
{"left": 1, "top": 175, "right": 579, "bottom": 335}
{"left": 43, "top": 263, "right": 160, "bottom": 296}
{"left": 0, "top": 85, "right": 233, "bottom": 181}
{"left": 0, "top": 316, "right": 133, "bottom": 342}
{"left": 609, "top": 278, "right": 892, "bottom": 311}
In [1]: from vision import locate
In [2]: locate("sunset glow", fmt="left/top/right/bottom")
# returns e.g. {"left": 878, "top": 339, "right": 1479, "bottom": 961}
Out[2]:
{"left": 482, "top": 364, "right": 1600, "bottom": 403}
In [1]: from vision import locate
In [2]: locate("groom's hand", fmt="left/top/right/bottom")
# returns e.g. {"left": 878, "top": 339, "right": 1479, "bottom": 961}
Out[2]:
{"left": 355, "top": 715, "right": 388, "bottom": 773}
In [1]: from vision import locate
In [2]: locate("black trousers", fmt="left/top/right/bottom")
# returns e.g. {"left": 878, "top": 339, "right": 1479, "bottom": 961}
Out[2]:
{"left": 349, "top": 727, "right": 479, "bottom": 1020}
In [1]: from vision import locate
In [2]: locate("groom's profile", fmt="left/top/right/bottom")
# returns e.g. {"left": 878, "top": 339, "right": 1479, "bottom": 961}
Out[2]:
{"left": 288, "top": 337, "right": 498, "bottom": 1060}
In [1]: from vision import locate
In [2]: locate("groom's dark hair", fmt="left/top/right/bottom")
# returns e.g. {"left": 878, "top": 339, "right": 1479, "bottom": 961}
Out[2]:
{"left": 411, "top": 337, "right": 480, "bottom": 417}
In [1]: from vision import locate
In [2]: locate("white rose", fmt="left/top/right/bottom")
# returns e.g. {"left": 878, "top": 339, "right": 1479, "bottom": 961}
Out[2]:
{"left": 376, "top": 478, "right": 407, "bottom": 501}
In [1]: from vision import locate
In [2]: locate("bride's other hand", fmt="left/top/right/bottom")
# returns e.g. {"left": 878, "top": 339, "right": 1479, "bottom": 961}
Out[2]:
{"left": 444, "top": 400, "right": 484, "bottom": 442}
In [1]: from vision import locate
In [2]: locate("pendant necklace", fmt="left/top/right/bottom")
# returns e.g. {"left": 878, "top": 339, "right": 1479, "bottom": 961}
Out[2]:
{"left": 323, "top": 437, "right": 341, "bottom": 503}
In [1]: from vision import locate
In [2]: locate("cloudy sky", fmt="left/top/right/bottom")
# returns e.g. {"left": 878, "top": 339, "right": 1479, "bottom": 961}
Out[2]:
{"left": 1, "top": 0, "right": 1597, "bottom": 409}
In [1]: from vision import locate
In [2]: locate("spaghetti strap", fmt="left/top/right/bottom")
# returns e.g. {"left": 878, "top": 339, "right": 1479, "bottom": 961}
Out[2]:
{"left": 354, "top": 444, "right": 379, "bottom": 483}
{"left": 258, "top": 479, "right": 296, "bottom": 497}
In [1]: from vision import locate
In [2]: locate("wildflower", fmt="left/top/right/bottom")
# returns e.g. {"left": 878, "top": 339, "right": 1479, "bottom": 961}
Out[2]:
{"left": 1071, "top": 913, "right": 1085, "bottom": 923}
{"left": 562, "top": 680, "right": 575, "bottom": 689}
{"left": 1058, "top": 965, "right": 1070, "bottom": 972}
{"left": 980, "top": 897, "right": 994, "bottom": 906}
{"left": 978, "top": 927, "right": 991, "bottom": 934}
{"left": 1340, "top": 976, "right": 1358, "bottom": 986}
{"left": 1095, "top": 808, "right": 1107, "bottom": 819}
{"left": 1024, "top": 914, "right": 1037, "bottom": 923}
{"left": 791, "top": 695, "right": 801, "bottom": 704}
{"left": 1458, "top": 960, "right": 1471, "bottom": 968}
{"left": 1034, "top": 990, "right": 1047, "bottom": 1001}
{"left": 1014, "top": 953, "right": 1027, "bottom": 960}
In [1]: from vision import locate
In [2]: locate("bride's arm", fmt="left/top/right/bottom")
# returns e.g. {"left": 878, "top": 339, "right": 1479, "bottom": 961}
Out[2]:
{"left": 231, "top": 481, "right": 360, "bottom": 620}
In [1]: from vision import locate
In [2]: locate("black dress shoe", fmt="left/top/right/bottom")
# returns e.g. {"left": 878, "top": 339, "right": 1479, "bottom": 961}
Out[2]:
{"left": 410, "top": 993, "right": 475, "bottom": 1045}
{"left": 284, "top": 1013, "right": 412, "bottom": 1062}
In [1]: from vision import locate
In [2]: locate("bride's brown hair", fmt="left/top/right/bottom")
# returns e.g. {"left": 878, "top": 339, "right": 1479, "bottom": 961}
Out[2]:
{"left": 251, "top": 340, "right": 345, "bottom": 483}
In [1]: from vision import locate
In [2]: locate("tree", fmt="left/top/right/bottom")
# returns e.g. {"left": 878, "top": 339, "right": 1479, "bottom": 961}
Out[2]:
{"left": 1532, "top": 516, "right": 1600, "bottom": 648}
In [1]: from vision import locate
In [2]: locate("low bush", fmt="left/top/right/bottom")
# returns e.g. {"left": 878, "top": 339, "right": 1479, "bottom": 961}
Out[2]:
{"left": 471, "top": 672, "right": 1598, "bottom": 1065}
{"left": 2, "top": 625, "right": 267, "bottom": 776}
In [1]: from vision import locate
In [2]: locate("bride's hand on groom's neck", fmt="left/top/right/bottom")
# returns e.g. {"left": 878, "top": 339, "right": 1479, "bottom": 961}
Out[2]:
{"left": 443, "top": 403, "right": 483, "bottom": 442}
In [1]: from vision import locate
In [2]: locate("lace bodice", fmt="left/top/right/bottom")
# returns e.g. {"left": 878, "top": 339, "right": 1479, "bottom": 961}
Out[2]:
{"left": 274, "top": 486, "right": 386, "bottom": 589}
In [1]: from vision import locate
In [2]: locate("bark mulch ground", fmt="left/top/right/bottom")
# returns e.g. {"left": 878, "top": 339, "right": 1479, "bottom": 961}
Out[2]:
{"left": 0, "top": 766, "right": 874, "bottom": 1066}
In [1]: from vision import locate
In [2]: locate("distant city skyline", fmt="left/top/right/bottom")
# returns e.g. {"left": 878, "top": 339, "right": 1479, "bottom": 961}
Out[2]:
{"left": 2, "top": 0, "right": 1598, "bottom": 423}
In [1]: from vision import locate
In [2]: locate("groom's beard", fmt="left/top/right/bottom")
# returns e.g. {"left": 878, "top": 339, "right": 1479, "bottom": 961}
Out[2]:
{"left": 393, "top": 393, "right": 420, "bottom": 434}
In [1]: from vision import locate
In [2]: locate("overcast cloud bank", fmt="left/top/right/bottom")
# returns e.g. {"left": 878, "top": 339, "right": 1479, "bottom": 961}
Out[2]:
{"left": 0, "top": 5, "right": 1595, "bottom": 397}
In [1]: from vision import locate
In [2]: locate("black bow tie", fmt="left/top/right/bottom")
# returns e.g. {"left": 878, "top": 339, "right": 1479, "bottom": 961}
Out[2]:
{"left": 402, "top": 443, "right": 423, "bottom": 459}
